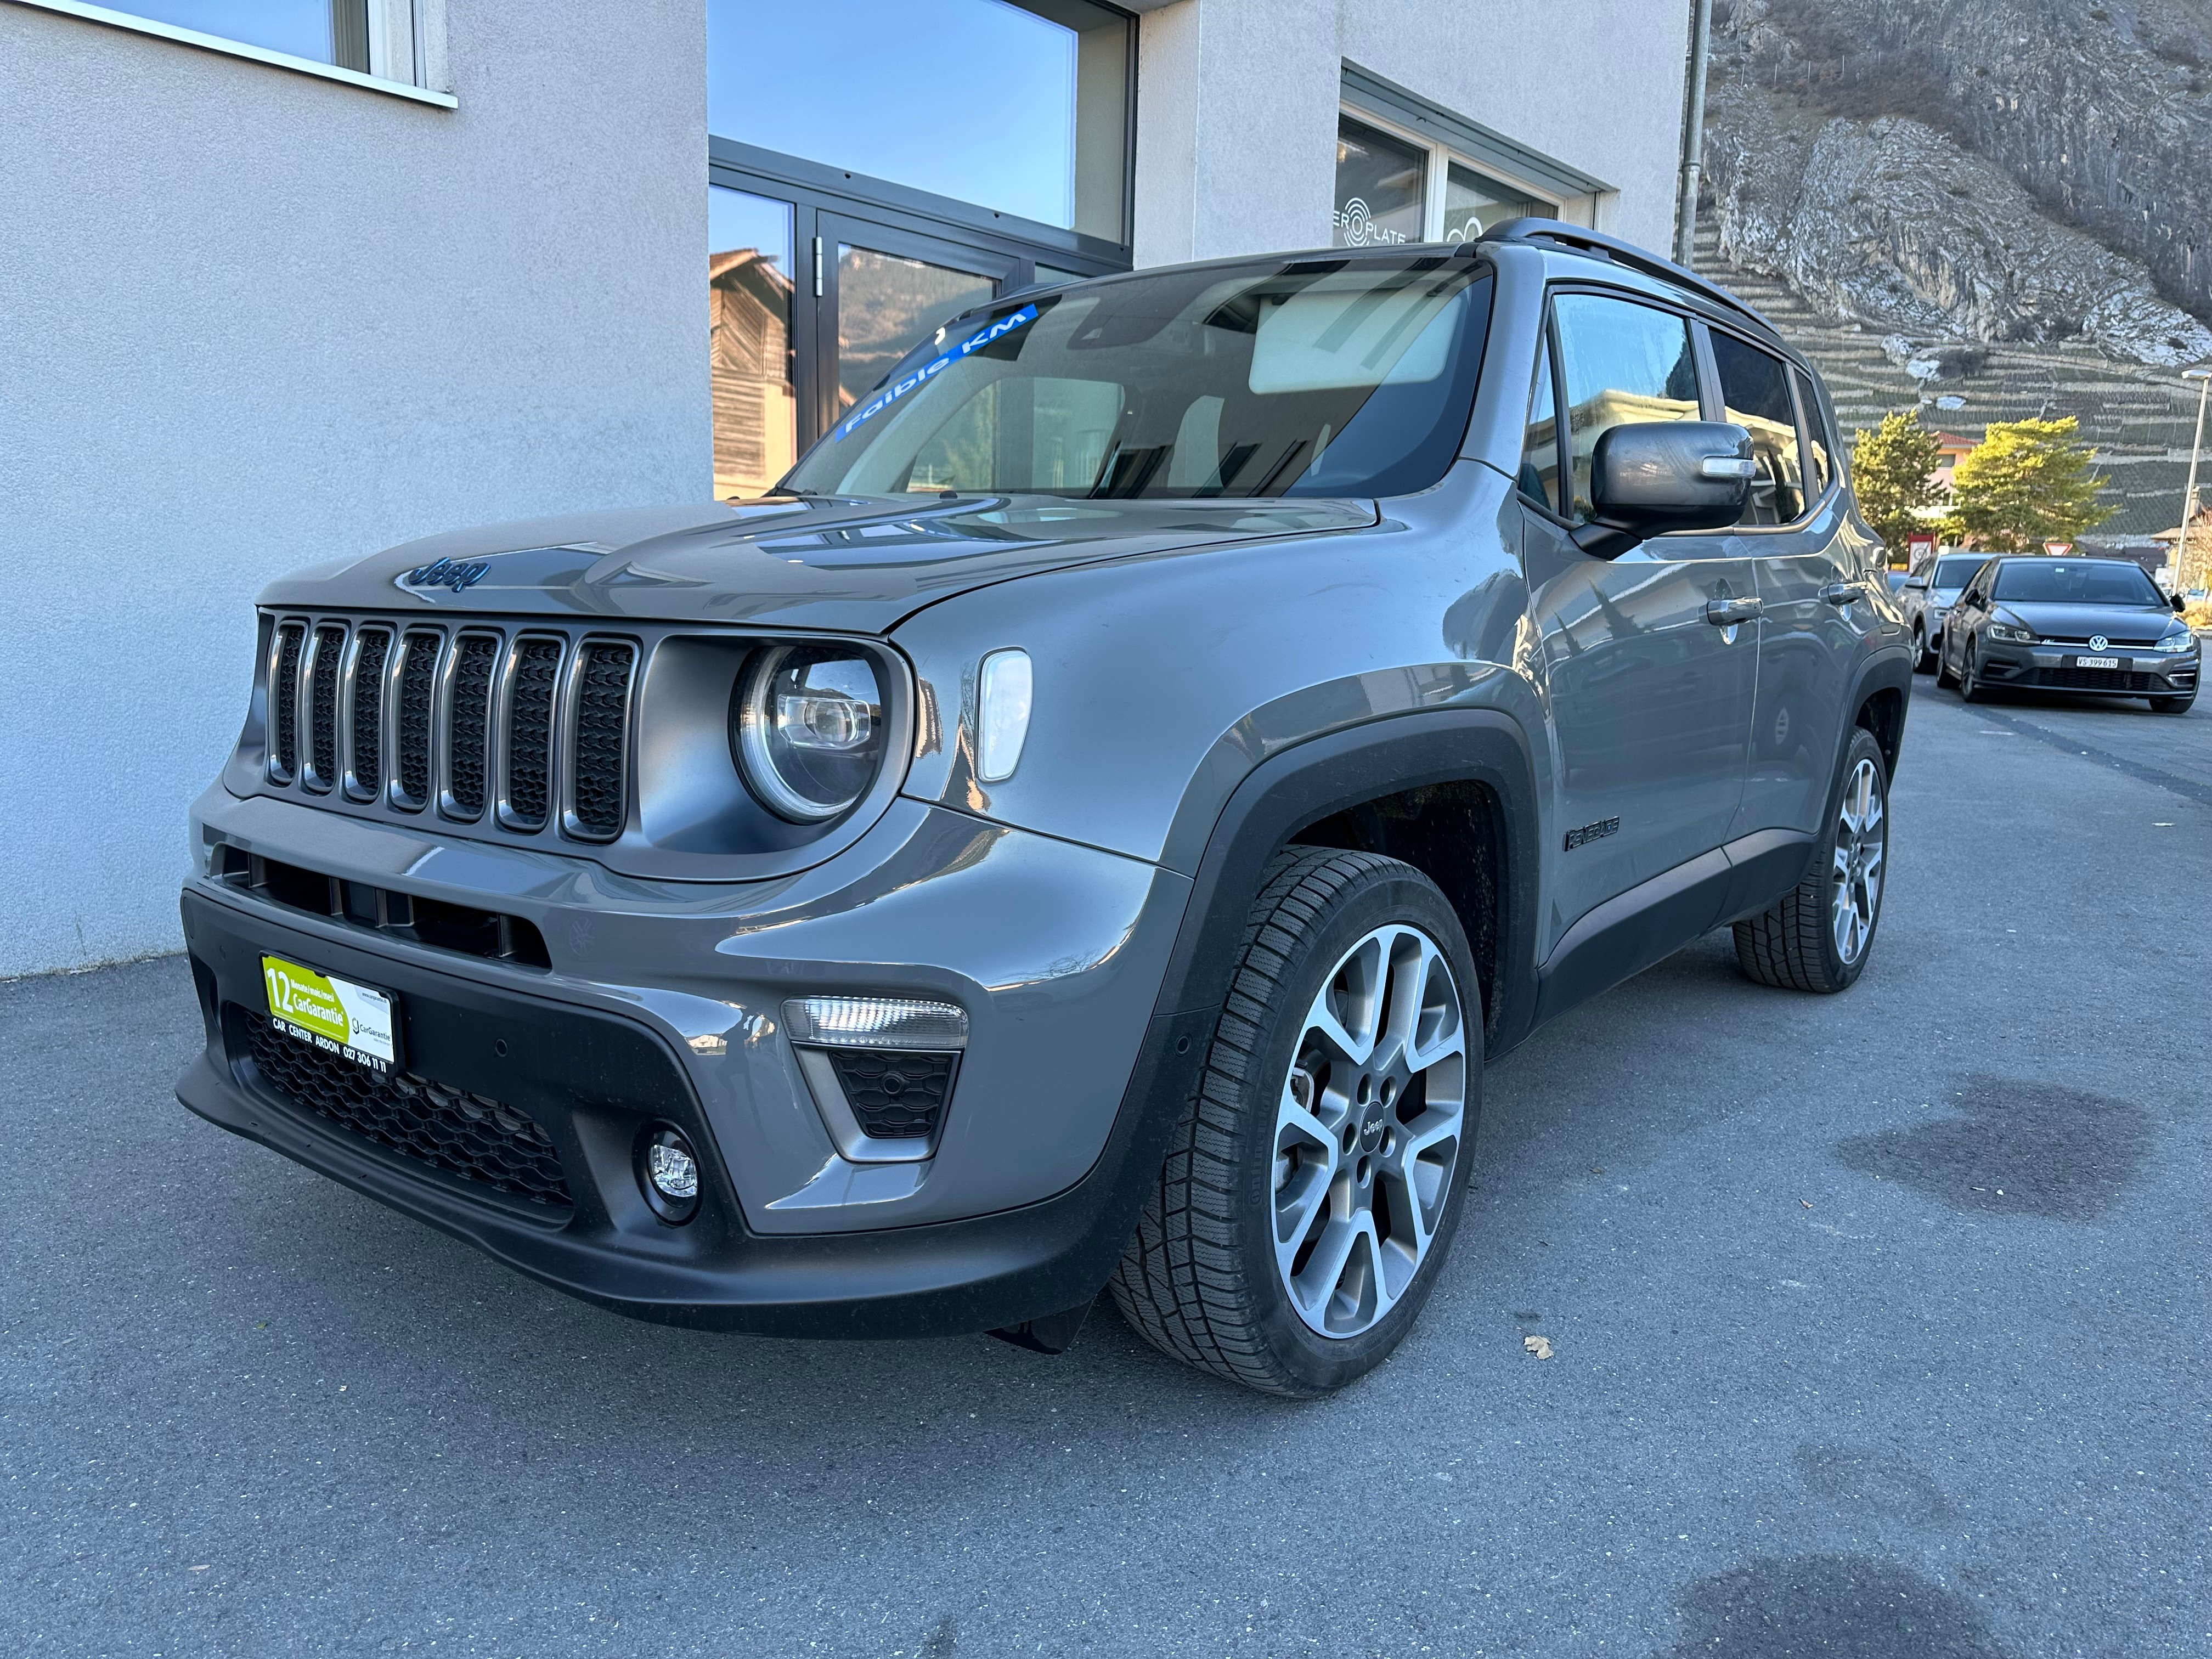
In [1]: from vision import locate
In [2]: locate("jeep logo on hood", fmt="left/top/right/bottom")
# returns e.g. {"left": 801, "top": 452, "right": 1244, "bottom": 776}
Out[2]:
{"left": 400, "top": 556, "right": 492, "bottom": 591}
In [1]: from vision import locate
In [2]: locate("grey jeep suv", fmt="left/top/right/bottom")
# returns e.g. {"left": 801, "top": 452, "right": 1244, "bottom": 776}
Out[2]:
{"left": 177, "top": 222, "right": 1910, "bottom": 1396}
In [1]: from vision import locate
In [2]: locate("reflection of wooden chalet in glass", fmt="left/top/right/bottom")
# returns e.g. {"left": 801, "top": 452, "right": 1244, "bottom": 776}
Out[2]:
{"left": 710, "top": 247, "right": 796, "bottom": 500}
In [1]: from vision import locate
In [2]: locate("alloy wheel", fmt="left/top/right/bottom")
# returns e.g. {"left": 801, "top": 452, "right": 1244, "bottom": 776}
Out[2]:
{"left": 1272, "top": 924, "right": 1467, "bottom": 1339}
{"left": 1831, "top": 757, "right": 1886, "bottom": 965}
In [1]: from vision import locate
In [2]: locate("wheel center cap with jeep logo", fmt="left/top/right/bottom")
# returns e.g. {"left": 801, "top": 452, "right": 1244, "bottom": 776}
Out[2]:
{"left": 1361, "top": 1108, "right": 1386, "bottom": 1150}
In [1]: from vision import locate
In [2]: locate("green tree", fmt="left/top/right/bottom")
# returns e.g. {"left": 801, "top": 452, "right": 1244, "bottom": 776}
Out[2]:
{"left": 1849, "top": 410, "right": 1945, "bottom": 561}
{"left": 1945, "top": 416, "right": 2114, "bottom": 552}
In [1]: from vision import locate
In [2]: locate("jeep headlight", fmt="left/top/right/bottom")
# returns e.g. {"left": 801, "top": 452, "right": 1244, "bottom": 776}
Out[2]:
{"left": 733, "top": 646, "right": 885, "bottom": 822}
{"left": 2155, "top": 627, "right": 2197, "bottom": 653}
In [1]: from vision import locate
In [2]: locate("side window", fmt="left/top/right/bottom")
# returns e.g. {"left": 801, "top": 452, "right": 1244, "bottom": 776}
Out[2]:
{"left": 1518, "top": 329, "right": 1560, "bottom": 512}
{"left": 1709, "top": 331, "right": 1805, "bottom": 525}
{"left": 1793, "top": 368, "right": 1832, "bottom": 496}
{"left": 1551, "top": 292, "right": 1702, "bottom": 523}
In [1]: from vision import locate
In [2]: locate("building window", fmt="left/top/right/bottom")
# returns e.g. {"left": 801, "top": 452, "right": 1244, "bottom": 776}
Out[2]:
{"left": 75, "top": 1, "right": 423, "bottom": 84}
{"left": 1337, "top": 110, "right": 1556, "bottom": 247}
{"left": 1333, "top": 117, "right": 1429, "bottom": 247}
{"left": 1336, "top": 63, "right": 1610, "bottom": 242}
{"left": 707, "top": 0, "right": 1131, "bottom": 242}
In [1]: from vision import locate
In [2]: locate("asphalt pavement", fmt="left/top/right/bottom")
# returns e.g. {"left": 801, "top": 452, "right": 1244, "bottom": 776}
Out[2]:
{"left": 3, "top": 676, "right": 2206, "bottom": 1658}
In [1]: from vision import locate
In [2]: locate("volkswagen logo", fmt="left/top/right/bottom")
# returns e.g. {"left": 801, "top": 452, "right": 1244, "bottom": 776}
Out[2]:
{"left": 2088, "top": 634, "right": 2108, "bottom": 651}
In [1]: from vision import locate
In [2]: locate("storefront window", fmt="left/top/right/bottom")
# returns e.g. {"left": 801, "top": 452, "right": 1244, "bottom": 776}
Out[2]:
{"left": 1333, "top": 117, "right": 1426, "bottom": 247}
{"left": 707, "top": 0, "right": 1129, "bottom": 240}
{"left": 1443, "top": 163, "right": 1547, "bottom": 241}
{"left": 709, "top": 187, "right": 798, "bottom": 500}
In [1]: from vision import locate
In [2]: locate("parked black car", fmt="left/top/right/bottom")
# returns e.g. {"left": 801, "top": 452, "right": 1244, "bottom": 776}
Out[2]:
{"left": 1938, "top": 556, "right": 2198, "bottom": 712}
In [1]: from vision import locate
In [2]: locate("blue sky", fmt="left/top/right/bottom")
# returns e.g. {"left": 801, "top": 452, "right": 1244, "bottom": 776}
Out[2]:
{"left": 709, "top": 0, "right": 1077, "bottom": 229}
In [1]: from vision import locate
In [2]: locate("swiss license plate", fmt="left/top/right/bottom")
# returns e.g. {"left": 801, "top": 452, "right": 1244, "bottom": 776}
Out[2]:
{"left": 2073, "top": 655, "right": 2121, "bottom": 670}
{"left": 262, "top": 955, "right": 399, "bottom": 1073}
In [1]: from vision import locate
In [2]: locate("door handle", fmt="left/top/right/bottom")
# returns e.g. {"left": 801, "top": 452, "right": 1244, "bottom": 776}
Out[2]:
{"left": 1819, "top": 582, "right": 1858, "bottom": 607}
{"left": 1705, "top": 597, "right": 1763, "bottom": 627}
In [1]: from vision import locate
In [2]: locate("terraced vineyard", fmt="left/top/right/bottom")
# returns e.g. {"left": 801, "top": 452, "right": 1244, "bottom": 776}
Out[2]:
{"left": 1693, "top": 224, "right": 2204, "bottom": 546}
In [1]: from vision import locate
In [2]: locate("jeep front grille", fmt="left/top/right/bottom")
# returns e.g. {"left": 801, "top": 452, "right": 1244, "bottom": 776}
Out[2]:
{"left": 261, "top": 614, "right": 635, "bottom": 846}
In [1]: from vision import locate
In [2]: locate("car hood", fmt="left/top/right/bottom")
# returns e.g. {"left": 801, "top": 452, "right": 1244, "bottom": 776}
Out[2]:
{"left": 1995, "top": 601, "right": 2177, "bottom": 641}
{"left": 257, "top": 493, "right": 1378, "bottom": 633}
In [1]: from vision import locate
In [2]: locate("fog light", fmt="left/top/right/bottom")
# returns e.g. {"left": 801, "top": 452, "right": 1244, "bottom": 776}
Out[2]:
{"left": 637, "top": 1125, "right": 701, "bottom": 1224}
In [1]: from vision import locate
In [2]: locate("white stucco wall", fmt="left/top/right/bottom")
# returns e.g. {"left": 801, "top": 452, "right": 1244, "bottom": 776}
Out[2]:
{"left": 1133, "top": 0, "right": 1691, "bottom": 265}
{"left": 0, "top": 1, "right": 707, "bottom": 977}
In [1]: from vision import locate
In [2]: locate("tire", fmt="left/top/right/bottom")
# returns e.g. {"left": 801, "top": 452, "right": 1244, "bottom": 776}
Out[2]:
{"left": 2149, "top": 692, "right": 2197, "bottom": 714}
{"left": 1733, "top": 727, "right": 1889, "bottom": 995}
{"left": 1911, "top": 624, "right": 1935, "bottom": 675}
{"left": 1111, "top": 848, "right": 1481, "bottom": 1397}
{"left": 1934, "top": 631, "right": 1959, "bottom": 689}
{"left": 1959, "top": 640, "right": 1991, "bottom": 702}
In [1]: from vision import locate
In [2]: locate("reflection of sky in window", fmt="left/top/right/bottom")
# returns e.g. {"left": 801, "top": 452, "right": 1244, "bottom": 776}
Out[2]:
{"left": 708, "top": 0, "right": 1076, "bottom": 228}
{"left": 709, "top": 186, "right": 793, "bottom": 272}
{"left": 115, "top": 1, "right": 333, "bottom": 61}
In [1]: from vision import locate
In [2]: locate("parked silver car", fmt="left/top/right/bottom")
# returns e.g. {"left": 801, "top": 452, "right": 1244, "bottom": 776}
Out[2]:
{"left": 176, "top": 223, "right": 1910, "bottom": 1395}
{"left": 1899, "top": 550, "right": 1989, "bottom": 672}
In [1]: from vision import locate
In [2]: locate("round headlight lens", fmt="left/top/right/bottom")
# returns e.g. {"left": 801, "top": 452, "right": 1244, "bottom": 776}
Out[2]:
{"left": 734, "top": 646, "right": 885, "bottom": 822}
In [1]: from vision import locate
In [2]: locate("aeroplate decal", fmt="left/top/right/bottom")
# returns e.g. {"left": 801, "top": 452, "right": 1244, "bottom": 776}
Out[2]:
{"left": 832, "top": 305, "right": 1040, "bottom": 442}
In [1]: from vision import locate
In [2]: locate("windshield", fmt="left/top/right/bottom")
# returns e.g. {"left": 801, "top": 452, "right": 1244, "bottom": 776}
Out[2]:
{"left": 1991, "top": 559, "right": 2162, "bottom": 606}
{"left": 783, "top": 258, "right": 1493, "bottom": 500}
{"left": 1932, "top": 556, "right": 1983, "bottom": 590}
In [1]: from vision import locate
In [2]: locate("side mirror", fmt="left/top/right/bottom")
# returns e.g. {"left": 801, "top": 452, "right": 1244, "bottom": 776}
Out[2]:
{"left": 1903, "top": 577, "right": 1927, "bottom": 590}
{"left": 1572, "top": 421, "right": 1753, "bottom": 558}
{"left": 2175, "top": 592, "right": 2189, "bottom": 613}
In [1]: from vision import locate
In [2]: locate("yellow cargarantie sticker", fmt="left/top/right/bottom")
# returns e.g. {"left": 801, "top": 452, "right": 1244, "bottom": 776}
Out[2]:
{"left": 262, "top": 955, "right": 397, "bottom": 1069}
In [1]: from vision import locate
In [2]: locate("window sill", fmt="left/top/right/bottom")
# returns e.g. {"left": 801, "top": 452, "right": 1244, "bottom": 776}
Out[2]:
{"left": 4, "top": 0, "right": 456, "bottom": 108}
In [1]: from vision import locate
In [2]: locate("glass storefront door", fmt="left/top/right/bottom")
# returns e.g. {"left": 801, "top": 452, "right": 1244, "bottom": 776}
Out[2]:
{"left": 822, "top": 218, "right": 1009, "bottom": 435}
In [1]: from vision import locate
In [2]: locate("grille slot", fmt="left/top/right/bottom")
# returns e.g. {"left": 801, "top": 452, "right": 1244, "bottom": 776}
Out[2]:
{"left": 269, "top": 622, "right": 304, "bottom": 783}
{"left": 826, "top": 1049, "right": 957, "bottom": 1142}
{"left": 567, "top": 641, "right": 635, "bottom": 841}
{"left": 501, "top": 636, "right": 563, "bottom": 831}
{"left": 345, "top": 627, "right": 390, "bottom": 800}
{"left": 2040, "top": 667, "right": 2153, "bottom": 692}
{"left": 303, "top": 623, "right": 346, "bottom": 792}
{"left": 242, "top": 1011, "right": 572, "bottom": 1209}
{"left": 442, "top": 632, "right": 500, "bottom": 820}
{"left": 393, "top": 629, "right": 442, "bottom": 810}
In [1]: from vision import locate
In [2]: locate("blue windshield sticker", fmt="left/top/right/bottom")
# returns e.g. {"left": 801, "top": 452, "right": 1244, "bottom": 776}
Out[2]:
{"left": 832, "top": 304, "right": 1039, "bottom": 442}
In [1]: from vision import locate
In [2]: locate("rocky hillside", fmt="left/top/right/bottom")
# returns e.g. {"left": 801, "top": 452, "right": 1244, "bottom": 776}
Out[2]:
{"left": 1696, "top": 0, "right": 2212, "bottom": 544}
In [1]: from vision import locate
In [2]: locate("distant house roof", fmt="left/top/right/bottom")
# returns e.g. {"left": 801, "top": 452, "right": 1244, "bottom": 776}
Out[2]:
{"left": 2152, "top": 503, "right": 2212, "bottom": 543}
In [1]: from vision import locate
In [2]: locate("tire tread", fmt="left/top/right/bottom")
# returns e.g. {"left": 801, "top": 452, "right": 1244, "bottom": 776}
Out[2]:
{"left": 1110, "top": 847, "right": 1409, "bottom": 1396}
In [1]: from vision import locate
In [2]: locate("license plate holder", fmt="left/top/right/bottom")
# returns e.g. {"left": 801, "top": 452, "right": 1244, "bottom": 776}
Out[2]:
{"left": 2071, "top": 655, "right": 2122, "bottom": 670}
{"left": 261, "top": 954, "right": 400, "bottom": 1073}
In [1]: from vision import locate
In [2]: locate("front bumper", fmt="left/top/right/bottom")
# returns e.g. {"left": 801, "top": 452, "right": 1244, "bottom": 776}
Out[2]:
{"left": 1972, "top": 642, "right": 2198, "bottom": 697}
{"left": 177, "top": 789, "right": 1203, "bottom": 1337}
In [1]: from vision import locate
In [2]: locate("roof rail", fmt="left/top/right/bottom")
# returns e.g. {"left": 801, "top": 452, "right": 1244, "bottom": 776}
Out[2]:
{"left": 1468, "top": 217, "right": 1780, "bottom": 337}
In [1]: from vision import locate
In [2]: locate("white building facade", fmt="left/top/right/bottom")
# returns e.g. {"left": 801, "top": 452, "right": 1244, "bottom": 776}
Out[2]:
{"left": 1, "top": 0, "right": 1691, "bottom": 976}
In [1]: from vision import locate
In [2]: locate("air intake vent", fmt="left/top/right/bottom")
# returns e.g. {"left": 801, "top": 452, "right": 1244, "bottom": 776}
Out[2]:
{"left": 303, "top": 623, "right": 346, "bottom": 792}
{"left": 345, "top": 626, "right": 390, "bottom": 800}
{"left": 269, "top": 622, "right": 304, "bottom": 783}
{"left": 393, "top": 629, "right": 441, "bottom": 810}
{"left": 501, "top": 636, "right": 563, "bottom": 831}
{"left": 567, "top": 641, "right": 635, "bottom": 841}
{"left": 442, "top": 632, "right": 500, "bottom": 820}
